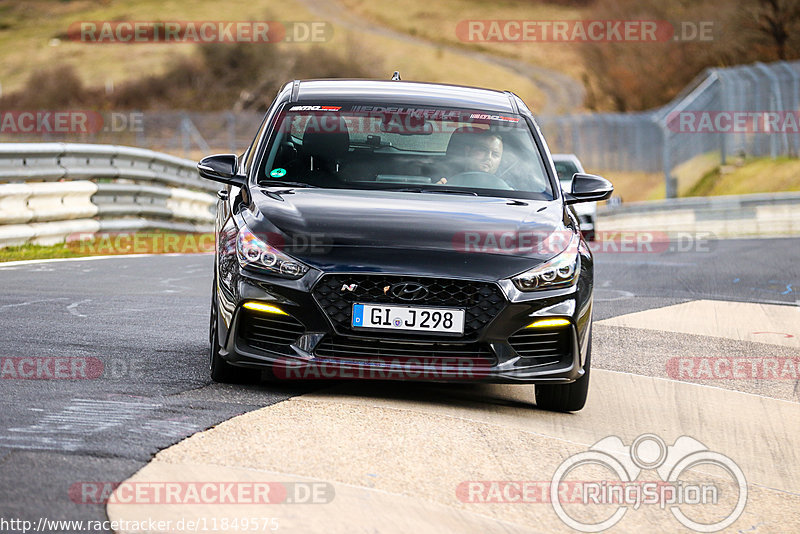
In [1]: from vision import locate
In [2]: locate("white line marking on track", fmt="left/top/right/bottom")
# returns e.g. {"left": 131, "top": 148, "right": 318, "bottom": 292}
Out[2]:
{"left": 0, "top": 254, "right": 157, "bottom": 268}
{"left": 593, "top": 289, "right": 635, "bottom": 301}
{"left": 0, "top": 298, "right": 69, "bottom": 309}
{"left": 67, "top": 299, "right": 91, "bottom": 318}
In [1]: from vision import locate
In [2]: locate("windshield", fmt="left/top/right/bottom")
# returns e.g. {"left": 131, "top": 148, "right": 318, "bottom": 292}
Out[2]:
{"left": 257, "top": 104, "right": 554, "bottom": 200}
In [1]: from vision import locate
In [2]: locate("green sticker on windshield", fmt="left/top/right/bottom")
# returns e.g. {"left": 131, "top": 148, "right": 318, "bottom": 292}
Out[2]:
{"left": 269, "top": 168, "right": 287, "bottom": 178}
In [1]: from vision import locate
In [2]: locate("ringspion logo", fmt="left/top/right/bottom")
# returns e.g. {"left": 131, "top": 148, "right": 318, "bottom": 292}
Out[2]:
{"left": 549, "top": 434, "right": 747, "bottom": 532}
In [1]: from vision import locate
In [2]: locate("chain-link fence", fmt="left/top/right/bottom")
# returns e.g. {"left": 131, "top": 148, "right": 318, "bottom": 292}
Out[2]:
{"left": 0, "top": 110, "right": 264, "bottom": 157}
{"left": 538, "top": 60, "right": 800, "bottom": 197}
{"left": 2, "top": 60, "right": 797, "bottom": 198}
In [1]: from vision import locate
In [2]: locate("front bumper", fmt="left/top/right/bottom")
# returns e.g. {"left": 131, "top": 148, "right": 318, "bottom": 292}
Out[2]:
{"left": 215, "top": 265, "right": 593, "bottom": 384}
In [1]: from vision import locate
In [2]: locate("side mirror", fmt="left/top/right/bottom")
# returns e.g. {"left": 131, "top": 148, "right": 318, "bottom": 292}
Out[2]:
{"left": 565, "top": 173, "right": 613, "bottom": 204}
{"left": 197, "top": 154, "right": 246, "bottom": 187}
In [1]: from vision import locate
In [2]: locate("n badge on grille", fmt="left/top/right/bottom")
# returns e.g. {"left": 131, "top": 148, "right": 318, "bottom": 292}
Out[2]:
{"left": 341, "top": 284, "right": 357, "bottom": 291}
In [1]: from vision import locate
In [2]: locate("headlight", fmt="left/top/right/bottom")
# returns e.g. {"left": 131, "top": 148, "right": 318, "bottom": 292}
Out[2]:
{"left": 236, "top": 226, "right": 309, "bottom": 279}
{"left": 511, "top": 234, "right": 580, "bottom": 291}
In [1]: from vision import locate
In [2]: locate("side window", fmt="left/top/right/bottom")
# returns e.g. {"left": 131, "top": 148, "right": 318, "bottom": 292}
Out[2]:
{"left": 242, "top": 115, "right": 270, "bottom": 175}
{"left": 243, "top": 92, "right": 290, "bottom": 176}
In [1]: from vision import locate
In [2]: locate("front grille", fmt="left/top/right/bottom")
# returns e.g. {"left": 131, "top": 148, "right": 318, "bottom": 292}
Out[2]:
{"left": 312, "top": 274, "right": 505, "bottom": 337}
{"left": 239, "top": 310, "right": 305, "bottom": 353}
{"left": 314, "top": 334, "right": 495, "bottom": 363}
{"left": 508, "top": 327, "right": 571, "bottom": 364}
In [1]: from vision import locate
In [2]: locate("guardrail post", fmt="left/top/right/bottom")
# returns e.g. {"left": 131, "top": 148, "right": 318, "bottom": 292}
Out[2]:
{"left": 777, "top": 61, "right": 800, "bottom": 157}
{"left": 754, "top": 62, "right": 788, "bottom": 159}
{"left": 180, "top": 114, "right": 191, "bottom": 157}
{"left": 656, "top": 114, "right": 676, "bottom": 198}
{"left": 718, "top": 73, "right": 727, "bottom": 165}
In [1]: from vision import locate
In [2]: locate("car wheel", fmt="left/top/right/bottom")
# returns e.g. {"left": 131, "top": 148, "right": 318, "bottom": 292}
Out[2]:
{"left": 535, "top": 336, "right": 591, "bottom": 412}
{"left": 209, "top": 281, "right": 255, "bottom": 384}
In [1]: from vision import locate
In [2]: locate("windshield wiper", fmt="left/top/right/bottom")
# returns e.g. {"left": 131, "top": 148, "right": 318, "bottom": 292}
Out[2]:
{"left": 260, "top": 181, "right": 318, "bottom": 188}
{"left": 424, "top": 188, "right": 479, "bottom": 196}
{"left": 386, "top": 187, "right": 478, "bottom": 196}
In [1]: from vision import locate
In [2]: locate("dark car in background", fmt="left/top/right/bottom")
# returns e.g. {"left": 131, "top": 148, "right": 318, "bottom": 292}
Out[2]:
{"left": 198, "top": 79, "right": 612, "bottom": 411}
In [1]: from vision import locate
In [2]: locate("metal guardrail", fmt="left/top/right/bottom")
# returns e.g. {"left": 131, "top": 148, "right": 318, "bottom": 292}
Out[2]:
{"left": 599, "top": 191, "right": 800, "bottom": 215}
{"left": 598, "top": 192, "right": 800, "bottom": 237}
{"left": 0, "top": 142, "right": 216, "bottom": 191}
{"left": 0, "top": 143, "right": 216, "bottom": 247}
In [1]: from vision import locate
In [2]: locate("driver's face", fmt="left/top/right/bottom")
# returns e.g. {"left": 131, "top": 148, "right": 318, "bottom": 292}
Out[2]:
{"left": 465, "top": 136, "right": 503, "bottom": 174}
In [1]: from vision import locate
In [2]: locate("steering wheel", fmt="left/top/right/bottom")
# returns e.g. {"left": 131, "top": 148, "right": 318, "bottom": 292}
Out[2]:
{"left": 497, "top": 158, "right": 520, "bottom": 180}
{"left": 446, "top": 171, "right": 514, "bottom": 190}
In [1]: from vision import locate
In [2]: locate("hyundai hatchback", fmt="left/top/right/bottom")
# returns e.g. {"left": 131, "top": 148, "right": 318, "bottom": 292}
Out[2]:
{"left": 198, "top": 79, "right": 612, "bottom": 411}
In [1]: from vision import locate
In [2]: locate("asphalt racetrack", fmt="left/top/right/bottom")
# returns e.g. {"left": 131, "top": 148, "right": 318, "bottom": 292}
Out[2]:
{"left": 0, "top": 237, "right": 798, "bottom": 532}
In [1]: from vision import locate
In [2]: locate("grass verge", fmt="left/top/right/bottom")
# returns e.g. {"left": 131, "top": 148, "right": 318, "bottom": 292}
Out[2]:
{"left": 0, "top": 243, "right": 87, "bottom": 263}
{"left": 685, "top": 157, "right": 800, "bottom": 197}
{"left": 0, "top": 231, "right": 214, "bottom": 263}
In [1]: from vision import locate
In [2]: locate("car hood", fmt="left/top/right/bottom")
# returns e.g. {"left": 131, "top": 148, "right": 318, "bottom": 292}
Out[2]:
{"left": 246, "top": 188, "right": 573, "bottom": 279}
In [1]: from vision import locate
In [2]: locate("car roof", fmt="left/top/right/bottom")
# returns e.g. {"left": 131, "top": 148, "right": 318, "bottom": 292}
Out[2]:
{"left": 292, "top": 79, "right": 518, "bottom": 113}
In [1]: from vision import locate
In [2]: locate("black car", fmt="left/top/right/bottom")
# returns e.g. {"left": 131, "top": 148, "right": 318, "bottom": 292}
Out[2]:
{"left": 198, "top": 78, "right": 612, "bottom": 412}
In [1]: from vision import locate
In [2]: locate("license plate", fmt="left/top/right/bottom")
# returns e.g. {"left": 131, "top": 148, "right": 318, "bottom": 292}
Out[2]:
{"left": 352, "top": 303, "right": 465, "bottom": 334}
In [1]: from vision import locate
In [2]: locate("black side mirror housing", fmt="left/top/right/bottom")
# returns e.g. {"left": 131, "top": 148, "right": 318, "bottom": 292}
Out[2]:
{"left": 564, "top": 173, "right": 613, "bottom": 204}
{"left": 197, "top": 154, "right": 246, "bottom": 187}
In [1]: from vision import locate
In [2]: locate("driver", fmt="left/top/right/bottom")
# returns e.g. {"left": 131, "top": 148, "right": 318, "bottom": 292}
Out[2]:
{"left": 437, "top": 131, "right": 503, "bottom": 184}
{"left": 464, "top": 132, "right": 503, "bottom": 174}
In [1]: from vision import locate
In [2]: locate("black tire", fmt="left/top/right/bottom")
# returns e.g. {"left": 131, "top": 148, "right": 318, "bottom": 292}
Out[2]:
{"left": 209, "top": 283, "right": 256, "bottom": 384}
{"left": 535, "top": 336, "right": 591, "bottom": 412}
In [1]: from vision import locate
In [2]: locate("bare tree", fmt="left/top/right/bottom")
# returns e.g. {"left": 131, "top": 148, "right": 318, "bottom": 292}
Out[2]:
{"left": 753, "top": 0, "right": 800, "bottom": 60}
